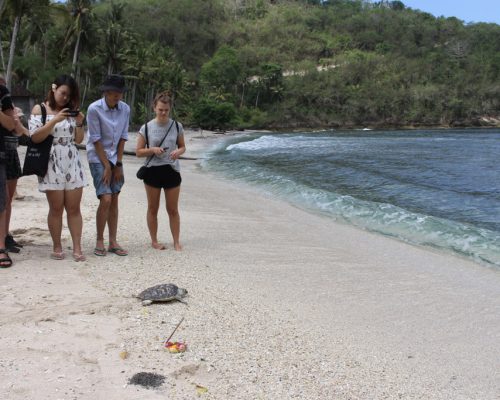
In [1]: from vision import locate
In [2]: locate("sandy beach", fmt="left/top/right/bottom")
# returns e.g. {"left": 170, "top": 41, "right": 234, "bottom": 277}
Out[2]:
{"left": 1, "top": 130, "right": 499, "bottom": 399}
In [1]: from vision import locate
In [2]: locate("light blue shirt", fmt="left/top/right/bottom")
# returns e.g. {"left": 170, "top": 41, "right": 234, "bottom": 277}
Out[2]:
{"left": 86, "top": 97, "right": 130, "bottom": 164}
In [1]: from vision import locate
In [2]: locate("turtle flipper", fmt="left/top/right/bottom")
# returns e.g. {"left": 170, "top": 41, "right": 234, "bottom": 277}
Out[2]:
{"left": 142, "top": 299, "right": 153, "bottom": 306}
{"left": 175, "top": 296, "right": 187, "bottom": 305}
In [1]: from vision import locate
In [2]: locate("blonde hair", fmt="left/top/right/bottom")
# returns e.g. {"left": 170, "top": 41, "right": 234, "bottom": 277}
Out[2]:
{"left": 153, "top": 90, "right": 173, "bottom": 107}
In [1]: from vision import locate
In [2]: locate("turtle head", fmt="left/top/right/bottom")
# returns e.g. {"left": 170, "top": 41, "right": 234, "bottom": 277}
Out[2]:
{"left": 177, "top": 288, "right": 188, "bottom": 298}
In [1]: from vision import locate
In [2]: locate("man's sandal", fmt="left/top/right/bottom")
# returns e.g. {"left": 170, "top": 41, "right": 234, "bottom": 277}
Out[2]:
{"left": 94, "top": 247, "right": 106, "bottom": 256}
{"left": 108, "top": 246, "right": 128, "bottom": 256}
{"left": 0, "top": 249, "right": 12, "bottom": 268}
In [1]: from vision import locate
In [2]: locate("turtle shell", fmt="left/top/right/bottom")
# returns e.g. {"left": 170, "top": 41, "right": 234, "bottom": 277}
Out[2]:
{"left": 138, "top": 283, "right": 181, "bottom": 301}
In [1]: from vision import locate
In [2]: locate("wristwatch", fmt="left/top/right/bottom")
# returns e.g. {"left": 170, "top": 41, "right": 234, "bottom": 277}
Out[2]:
{"left": 116, "top": 161, "right": 123, "bottom": 167}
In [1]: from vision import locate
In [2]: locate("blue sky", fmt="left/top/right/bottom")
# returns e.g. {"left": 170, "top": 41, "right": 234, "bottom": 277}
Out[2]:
{"left": 401, "top": 0, "right": 500, "bottom": 24}
{"left": 51, "top": 0, "right": 499, "bottom": 25}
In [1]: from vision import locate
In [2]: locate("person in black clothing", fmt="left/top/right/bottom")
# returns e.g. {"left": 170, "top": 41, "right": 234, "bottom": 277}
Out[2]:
{"left": 0, "top": 75, "right": 27, "bottom": 254}
{"left": 0, "top": 83, "right": 17, "bottom": 267}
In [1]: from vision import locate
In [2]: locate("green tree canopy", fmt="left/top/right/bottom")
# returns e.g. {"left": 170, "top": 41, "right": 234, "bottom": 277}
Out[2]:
{"left": 1, "top": 0, "right": 499, "bottom": 129}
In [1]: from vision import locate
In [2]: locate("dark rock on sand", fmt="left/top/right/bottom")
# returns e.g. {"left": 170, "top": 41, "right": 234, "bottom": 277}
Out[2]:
{"left": 129, "top": 372, "right": 166, "bottom": 388}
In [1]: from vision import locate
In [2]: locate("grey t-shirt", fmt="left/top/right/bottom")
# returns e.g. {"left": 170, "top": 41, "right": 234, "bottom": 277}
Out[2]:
{"left": 138, "top": 118, "right": 184, "bottom": 172}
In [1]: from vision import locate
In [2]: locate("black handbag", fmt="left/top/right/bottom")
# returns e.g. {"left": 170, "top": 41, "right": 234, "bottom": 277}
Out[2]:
{"left": 136, "top": 122, "right": 151, "bottom": 179}
{"left": 136, "top": 120, "right": 178, "bottom": 180}
{"left": 22, "top": 104, "right": 53, "bottom": 177}
{"left": 136, "top": 165, "right": 148, "bottom": 180}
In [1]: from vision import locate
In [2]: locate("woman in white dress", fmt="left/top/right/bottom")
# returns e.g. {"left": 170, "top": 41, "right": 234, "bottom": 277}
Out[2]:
{"left": 29, "top": 74, "right": 88, "bottom": 261}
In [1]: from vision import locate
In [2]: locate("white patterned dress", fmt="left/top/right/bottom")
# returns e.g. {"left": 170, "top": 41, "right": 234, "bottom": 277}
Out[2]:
{"left": 29, "top": 115, "right": 87, "bottom": 192}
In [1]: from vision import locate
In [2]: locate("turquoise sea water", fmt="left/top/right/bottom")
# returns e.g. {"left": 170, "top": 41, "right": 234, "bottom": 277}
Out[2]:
{"left": 202, "top": 129, "right": 500, "bottom": 268}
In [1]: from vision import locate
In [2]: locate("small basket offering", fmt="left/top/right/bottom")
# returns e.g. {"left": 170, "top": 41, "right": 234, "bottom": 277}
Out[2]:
{"left": 165, "top": 341, "right": 187, "bottom": 353}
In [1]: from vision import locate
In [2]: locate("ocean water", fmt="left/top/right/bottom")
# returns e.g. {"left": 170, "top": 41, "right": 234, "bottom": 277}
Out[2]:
{"left": 202, "top": 129, "right": 500, "bottom": 268}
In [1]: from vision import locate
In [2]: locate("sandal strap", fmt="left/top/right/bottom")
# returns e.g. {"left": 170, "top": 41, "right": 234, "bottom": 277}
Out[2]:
{"left": 0, "top": 251, "right": 12, "bottom": 267}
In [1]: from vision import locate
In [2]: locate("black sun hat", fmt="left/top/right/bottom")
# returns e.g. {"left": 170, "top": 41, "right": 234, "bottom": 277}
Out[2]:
{"left": 99, "top": 74, "right": 127, "bottom": 93}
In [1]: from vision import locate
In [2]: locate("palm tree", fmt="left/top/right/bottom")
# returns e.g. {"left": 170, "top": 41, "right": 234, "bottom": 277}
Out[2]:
{"left": 61, "top": 0, "right": 94, "bottom": 76}
{"left": 4, "top": 0, "right": 49, "bottom": 89}
{"left": 97, "top": 2, "right": 130, "bottom": 75}
{"left": 0, "top": 0, "right": 6, "bottom": 17}
{"left": 5, "top": 0, "right": 24, "bottom": 89}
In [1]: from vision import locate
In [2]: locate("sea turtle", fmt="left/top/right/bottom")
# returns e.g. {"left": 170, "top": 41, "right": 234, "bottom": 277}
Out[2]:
{"left": 137, "top": 283, "right": 188, "bottom": 306}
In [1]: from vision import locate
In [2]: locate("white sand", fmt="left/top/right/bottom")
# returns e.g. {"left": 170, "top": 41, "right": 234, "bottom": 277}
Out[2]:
{"left": 1, "top": 131, "right": 499, "bottom": 399}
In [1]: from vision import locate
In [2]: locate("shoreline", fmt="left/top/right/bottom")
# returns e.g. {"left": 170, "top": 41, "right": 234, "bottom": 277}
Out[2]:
{"left": 261, "top": 119, "right": 500, "bottom": 132}
{"left": 198, "top": 129, "right": 500, "bottom": 269}
{"left": 266, "top": 125, "right": 500, "bottom": 133}
{"left": 1, "top": 130, "right": 499, "bottom": 399}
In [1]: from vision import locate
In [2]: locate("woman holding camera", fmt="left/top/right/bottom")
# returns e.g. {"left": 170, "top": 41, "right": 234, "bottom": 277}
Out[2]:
{"left": 29, "top": 74, "right": 87, "bottom": 261}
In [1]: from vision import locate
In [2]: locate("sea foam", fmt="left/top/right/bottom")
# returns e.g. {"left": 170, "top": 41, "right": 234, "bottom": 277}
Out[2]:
{"left": 205, "top": 131, "right": 500, "bottom": 268}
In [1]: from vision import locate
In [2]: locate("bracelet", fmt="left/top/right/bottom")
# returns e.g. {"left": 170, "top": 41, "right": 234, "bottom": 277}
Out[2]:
{"left": 76, "top": 123, "right": 84, "bottom": 128}
{"left": 115, "top": 161, "right": 123, "bottom": 167}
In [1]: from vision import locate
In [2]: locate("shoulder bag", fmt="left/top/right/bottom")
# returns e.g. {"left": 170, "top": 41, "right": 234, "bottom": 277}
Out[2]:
{"left": 22, "top": 103, "right": 54, "bottom": 177}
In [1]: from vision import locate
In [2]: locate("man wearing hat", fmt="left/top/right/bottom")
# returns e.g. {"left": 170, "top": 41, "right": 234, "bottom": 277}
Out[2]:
{"left": 86, "top": 74, "right": 130, "bottom": 257}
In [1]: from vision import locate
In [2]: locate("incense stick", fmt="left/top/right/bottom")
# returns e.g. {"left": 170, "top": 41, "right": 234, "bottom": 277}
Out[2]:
{"left": 165, "top": 317, "right": 185, "bottom": 344}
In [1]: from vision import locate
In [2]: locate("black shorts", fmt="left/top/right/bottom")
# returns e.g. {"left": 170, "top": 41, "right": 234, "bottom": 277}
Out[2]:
{"left": 143, "top": 164, "right": 182, "bottom": 189}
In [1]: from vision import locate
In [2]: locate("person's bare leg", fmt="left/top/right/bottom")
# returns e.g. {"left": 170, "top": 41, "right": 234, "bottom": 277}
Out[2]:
{"left": 145, "top": 183, "right": 164, "bottom": 249}
{"left": 64, "top": 187, "right": 84, "bottom": 259}
{"left": 107, "top": 193, "right": 127, "bottom": 254}
{"left": 0, "top": 209, "right": 10, "bottom": 267}
{"left": 96, "top": 194, "right": 112, "bottom": 252}
{"left": 46, "top": 190, "right": 65, "bottom": 258}
{"left": 5, "top": 179, "right": 17, "bottom": 235}
{"left": 165, "top": 185, "right": 182, "bottom": 251}
{"left": 0, "top": 210, "right": 5, "bottom": 249}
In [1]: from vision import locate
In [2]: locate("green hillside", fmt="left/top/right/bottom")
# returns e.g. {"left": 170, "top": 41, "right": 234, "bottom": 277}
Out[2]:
{"left": 2, "top": 0, "right": 499, "bottom": 129}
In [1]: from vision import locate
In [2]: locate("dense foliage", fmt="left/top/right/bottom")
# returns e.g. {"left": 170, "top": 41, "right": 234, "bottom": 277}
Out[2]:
{"left": 1, "top": 0, "right": 499, "bottom": 129}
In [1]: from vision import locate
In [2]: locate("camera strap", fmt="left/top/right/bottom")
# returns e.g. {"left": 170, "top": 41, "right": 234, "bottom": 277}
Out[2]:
{"left": 143, "top": 120, "right": 177, "bottom": 168}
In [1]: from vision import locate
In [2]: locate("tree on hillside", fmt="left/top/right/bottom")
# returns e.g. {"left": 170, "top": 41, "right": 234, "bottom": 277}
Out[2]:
{"left": 122, "top": 41, "right": 187, "bottom": 122}
{"left": 248, "top": 62, "right": 283, "bottom": 108}
{"left": 200, "top": 46, "right": 243, "bottom": 101}
{"left": 1, "top": 0, "right": 499, "bottom": 128}
{"left": 119, "top": 0, "right": 225, "bottom": 70}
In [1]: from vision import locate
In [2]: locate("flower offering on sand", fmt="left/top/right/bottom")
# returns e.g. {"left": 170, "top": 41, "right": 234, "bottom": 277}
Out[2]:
{"left": 165, "top": 341, "right": 187, "bottom": 353}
